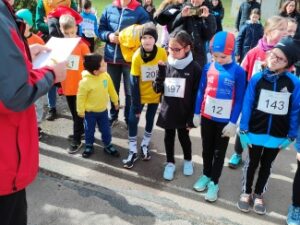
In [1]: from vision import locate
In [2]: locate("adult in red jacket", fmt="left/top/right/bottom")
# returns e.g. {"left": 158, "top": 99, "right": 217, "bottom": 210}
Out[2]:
{"left": 0, "top": 1, "right": 66, "bottom": 224}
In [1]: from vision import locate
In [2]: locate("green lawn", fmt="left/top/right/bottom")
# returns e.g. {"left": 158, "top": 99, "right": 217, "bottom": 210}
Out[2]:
{"left": 93, "top": 0, "right": 235, "bottom": 28}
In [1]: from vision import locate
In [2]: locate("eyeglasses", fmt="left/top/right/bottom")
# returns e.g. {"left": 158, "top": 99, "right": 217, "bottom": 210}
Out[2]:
{"left": 268, "top": 51, "right": 288, "bottom": 64}
{"left": 168, "top": 46, "right": 185, "bottom": 52}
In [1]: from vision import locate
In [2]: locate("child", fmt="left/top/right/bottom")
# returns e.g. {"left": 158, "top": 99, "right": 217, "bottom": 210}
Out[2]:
{"left": 16, "top": 9, "right": 46, "bottom": 138}
{"left": 77, "top": 54, "right": 120, "bottom": 158}
{"left": 235, "top": 8, "right": 263, "bottom": 63}
{"left": 59, "top": 14, "right": 90, "bottom": 153}
{"left": 287, "top": 18, "right": 298, "bottom": 37}
{"left": 192, "top": 31, "right": 246, "bottom": 202}
{"left": 79, "top": 0, "right": 99, "bottom": 52}
{"left": 143, "top": 0, "right": 156, "bottom": 22}
{"left": 153, "top": 30, "right": 201, "bottom": 181}
{"left": 229, "top": 16, "right": 288, "bottom": 169}
{"left": 237, "top": 36, "right": 300, "bottom": 215}
{"left": 123, "top": 23, "right": 168, "bottom": 169}
{"left": 211, "top": 0, "right": 224, "bottom": 33}
{"left": 287, "top": 126, "right": 300, "bottom": 225}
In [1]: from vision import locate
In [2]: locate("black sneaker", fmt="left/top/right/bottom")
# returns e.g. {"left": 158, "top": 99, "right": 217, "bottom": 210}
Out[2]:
{"left": 38, "top": 127, "right": 43, "bottom": 139}
{"left": 122, "top": 151, "right": 138, "bottom": 169}
{"left": 46, "top": 108, "right": 57, "bottom": 121}
{"left": 237, "top": 193, "right": 252, "bottom": 213}
{"left": 82, "top": 145, "right": 94, "bottom": 158}
{"left": 253, "top": 194, "right": 267, "bottom": 215}
{"left": 140, "top": 145, "right": 151, "bottom": 161}
{"left": 104, "top": 144, "right": 120, "bottom": 157}
{"left": 68, "top": 140, "right": 83, "bottom": 154}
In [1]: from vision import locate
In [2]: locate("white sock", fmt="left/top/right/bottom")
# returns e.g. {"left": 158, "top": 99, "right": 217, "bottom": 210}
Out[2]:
{"left": 141, "top": 131, "right": 152, "bottom": 147}
{"left": 128, "top": 136, "right": 137, "bottom": 153}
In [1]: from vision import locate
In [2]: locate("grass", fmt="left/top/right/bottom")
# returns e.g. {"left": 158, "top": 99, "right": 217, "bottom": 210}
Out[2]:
{"left": 93, "top": 0, "right": 235, "bottom": 29}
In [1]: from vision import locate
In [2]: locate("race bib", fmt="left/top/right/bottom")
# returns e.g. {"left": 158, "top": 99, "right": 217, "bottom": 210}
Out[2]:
{"left": 84, "top": 30, "right": 95, "bottom": 38}
{"left": 141, "top": 65, "right": 158, "bottom": 81}
{"left": 204, "top": 95, "right": 232, "bottom": 119}
{"left": 164, "top": 77, "right": 186, "bottom": 98}
{"left": 67, "top": 55, "right": 80, "bottom": 71}
{"left": 251, "top": 60, "right": 263, "bottom": 77}
{"left": 257, "top": 89, "right": 291, "bottom": 115}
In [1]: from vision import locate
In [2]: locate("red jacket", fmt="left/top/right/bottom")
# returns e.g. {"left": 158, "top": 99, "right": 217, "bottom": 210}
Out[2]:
{"left": 0, "top": 0, "right": 55, "bottom": 196}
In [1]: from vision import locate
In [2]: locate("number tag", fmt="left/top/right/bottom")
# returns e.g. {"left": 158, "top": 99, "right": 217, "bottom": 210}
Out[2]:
{"left": 141, "top": 65, "right": 158, "bottom": 81}
{"left": 251, "top": 60, "right": 263, "bottom": 77}
{"left": 67, "top": 55, "right": 80, "bottom": 71}
{"left": 257, "top": 89, "right": 291, "bottom": 115}
{"left": 164, "top": 77, "right": 186, "bottom": 98}
{"left": 204, "top": 96, "right": 232, "bottom": 119}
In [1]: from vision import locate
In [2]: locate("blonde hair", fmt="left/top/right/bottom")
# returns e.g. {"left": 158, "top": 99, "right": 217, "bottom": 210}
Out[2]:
{"left": 264, "top": 16, "right": 287, "bottom": 36}
{"left": 59, "top": 14, "right": 76, "bottom": 30}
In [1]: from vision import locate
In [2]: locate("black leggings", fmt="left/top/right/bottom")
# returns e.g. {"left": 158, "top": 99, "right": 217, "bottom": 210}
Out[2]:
{"left": 0, "top": 189, "right": 27, "bottom": 225}
{"left": 164, "top": 128, "right": 191, "bottom": 163}
{"left": 201, "top": 117, "right": 229, "bottom": 184}
{"left": 66, "top": 96, "right": 84, "bottom": 142}
{"left": 234, "top": 135, "right": 243, "bottom": 155}
{"left": 242, "top": 145, "right": 280, "bottom": 195}
{"left": 293, "top": 160, "right": 300, "bottom": 207}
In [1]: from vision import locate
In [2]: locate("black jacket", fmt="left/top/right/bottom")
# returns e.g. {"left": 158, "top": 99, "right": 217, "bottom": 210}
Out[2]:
{"left": 211, "top": 5, "right": 224, "bottom": 32}
{"left": 235, "top": 21, "right": 263, "bottom": 61}
{"left": 153, "top": 61, "right": 202, "bottom": 129}
{"left": 171, "top": 4, "right": 217, "bottom": 67}
{"left": 235, "top": 1, "right": 260, "bottom": 31}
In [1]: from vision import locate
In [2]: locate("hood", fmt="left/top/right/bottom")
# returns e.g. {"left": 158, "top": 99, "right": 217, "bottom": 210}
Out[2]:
{"left": 48, "top": 6, "right": 82, "bottom": 24}
{"left": 113, "top": 0, "right": 141, "bottom": 10}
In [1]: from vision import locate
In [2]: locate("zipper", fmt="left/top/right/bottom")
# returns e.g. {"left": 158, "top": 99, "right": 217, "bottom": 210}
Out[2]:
{"left": 113, "top": 8, "right": 124, "bottom": 63}
{"left": 12, "top": 128, "right": 21, "bottom": 192}
{"left": 266, "top": 81, "right": 276, "bottom": 134}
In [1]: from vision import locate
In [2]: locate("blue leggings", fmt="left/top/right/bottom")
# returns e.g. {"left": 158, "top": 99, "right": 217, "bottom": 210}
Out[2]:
{"left": 128, "top": 103, "right": 158, "bottom": 137}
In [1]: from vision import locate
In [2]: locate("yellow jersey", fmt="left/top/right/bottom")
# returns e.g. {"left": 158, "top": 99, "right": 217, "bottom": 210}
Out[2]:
{"left": 130, "top": 46, "right": 167, "bottom": 104}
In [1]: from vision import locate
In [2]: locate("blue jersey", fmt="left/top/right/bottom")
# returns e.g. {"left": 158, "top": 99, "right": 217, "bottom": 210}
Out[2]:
{"left": 194, "top": 62, "right": 246, "bottom": 124}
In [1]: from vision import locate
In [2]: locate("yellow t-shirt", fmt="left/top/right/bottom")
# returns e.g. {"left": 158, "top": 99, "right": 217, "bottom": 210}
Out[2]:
{"left": 130, "top": 46, "right": 167, "bottom": 104}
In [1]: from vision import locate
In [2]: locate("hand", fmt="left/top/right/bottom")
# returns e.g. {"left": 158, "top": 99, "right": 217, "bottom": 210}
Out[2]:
{"left": 222, "top": 122, "right": 237, "bottom": 137}
{"left": 297, "top": 153, "right": 300, "bottom": 162}
{"left": 109, "top": 33, "right": 120, "bottom": 44}
{"left": 158, "top": 60, "right": 166, "bottom": 66}
{"left": 199, "top": 6, "right": 209, "bottom": 18}
{"left": 29, "top": 44, "right": 51, "bottom": 61}
{"left": 181, "top": 6, "right": 191, "bottom": 17}
{"left": 78, "top": 114, "right": 84, "bottom": 118}
{"left": 279, "top": 138, "right": 293, "bottom": 150}
{"left": 48, "top": 60, "right": 68, "bottom": 83}
{"left": 240, "top": 131, "right": 252, "bottom": 151}
{"left": 114, "top": 104, "right": 119, "bottom": 111}
{"left": 193, "top": 114, "right": 201, "bottom": 127}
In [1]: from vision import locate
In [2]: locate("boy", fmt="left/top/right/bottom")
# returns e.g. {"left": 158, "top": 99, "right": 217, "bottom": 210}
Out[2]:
{"left": 59, "top": 14, "right": 90, "bottom": 153}
{"left": 79, "top": 0, "right": 99, "bottom": 52}
{"left": 77, "top": 54, "right": 120, "bottom": 158}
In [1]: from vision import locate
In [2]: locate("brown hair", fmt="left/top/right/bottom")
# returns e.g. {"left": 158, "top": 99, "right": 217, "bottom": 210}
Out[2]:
{"left": 279, "top": 0, "right": 298, "bottom": 15}
{"left": 250, "top": 8, "right": 260, "bottom": 16}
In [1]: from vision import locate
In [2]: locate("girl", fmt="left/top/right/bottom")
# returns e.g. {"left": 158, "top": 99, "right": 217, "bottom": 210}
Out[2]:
{"left": 153, "top": 30, "right": 201, "bottom": 181}
{"left": 235, "top": 8, "right": 263, "bottom": 63}
{"left": 123, "top": 23, "right": 168, "bottom": 169}
{"left": 143, "top": 0, "right": 156, "bottom": 22}
{"left": 193, "top": 31, "right": 246, "bottom": 202}
{"left": 228, "top": 15, "right": 288, "bottom": 169}
{"left": 211, "top": 0, "right": 224, "bottom": 33}
{"left": 237, "top": 36, "right": 300, "bottom": 215}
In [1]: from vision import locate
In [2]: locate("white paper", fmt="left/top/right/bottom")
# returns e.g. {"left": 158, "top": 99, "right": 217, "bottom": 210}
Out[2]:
{"left": 32, "top": 37, "right": 81, "bottom": 69}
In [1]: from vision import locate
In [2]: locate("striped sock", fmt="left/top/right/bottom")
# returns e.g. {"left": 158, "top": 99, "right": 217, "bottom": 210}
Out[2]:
{"left": 129, "top": 136, "right": 137, "bottom": 153}
{"left": 141, "top": 131, "right": 152, "bottom": 147}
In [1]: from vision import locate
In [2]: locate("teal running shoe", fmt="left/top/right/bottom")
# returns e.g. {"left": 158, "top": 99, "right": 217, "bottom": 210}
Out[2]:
{"left": 193, "top": 175, "right": 211, "bottom": 192}
{"left": 205, "top": 181, "right": 219, "bottom": 202}
{"left": 287, "top": 205, "right": 300, "bottom": 225}
{"left": 229, "top": 153, "right": 242, "bottom": 169}
{"left": 163, "top": 163, "right": 176, "bottom": 181}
